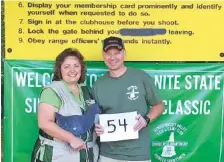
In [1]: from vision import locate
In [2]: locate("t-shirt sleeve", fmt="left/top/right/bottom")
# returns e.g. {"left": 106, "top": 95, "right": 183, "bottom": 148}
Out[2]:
{"left": 39, "top": 88, "right": 62, "bottom": 109}
{"left": 91, "top": 86, "right": 95, "bottom": 99}
{"left": 143, "top": 72, "right": 162, "bottom": 106}
{"left": 91, "top": 84, "right": 99, "bottom": 103}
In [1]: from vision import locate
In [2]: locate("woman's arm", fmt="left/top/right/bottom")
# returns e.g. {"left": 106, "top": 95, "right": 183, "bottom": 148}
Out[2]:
{"left": 38, "top": 103, "right": 86, "bottom": 150}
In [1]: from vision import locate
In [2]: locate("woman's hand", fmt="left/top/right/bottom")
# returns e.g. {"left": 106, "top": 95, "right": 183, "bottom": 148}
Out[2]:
{"left": 69, "top": 137, "right": 86, "bottom": 151}
{"left": 95, "top": 124, "right": 104, "bottom": 136}
{"left": 38, "top": 103, "right": 86, "bottom": 151}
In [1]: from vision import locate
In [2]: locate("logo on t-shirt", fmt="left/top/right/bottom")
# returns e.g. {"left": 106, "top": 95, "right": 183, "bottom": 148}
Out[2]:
{"left": 126, "top": 86, "right": 139, "bottom": 100}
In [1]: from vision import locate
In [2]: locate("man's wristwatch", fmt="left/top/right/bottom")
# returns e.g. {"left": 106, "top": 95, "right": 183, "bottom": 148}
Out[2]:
{"left": 143, "top": 115, "right": 151, "bottom": 125}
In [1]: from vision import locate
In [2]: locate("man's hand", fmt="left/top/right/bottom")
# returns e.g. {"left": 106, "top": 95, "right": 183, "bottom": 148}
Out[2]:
{"left": 95, "top": 124, "right": 104, "bottom": 136}
{"left": 133, "top": 114, "right": 147, "bottom": 131}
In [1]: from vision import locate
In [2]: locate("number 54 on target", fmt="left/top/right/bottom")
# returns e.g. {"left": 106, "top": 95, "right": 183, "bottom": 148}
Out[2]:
{"left": 99, "top": 111, "right": 139, "bottom": 142}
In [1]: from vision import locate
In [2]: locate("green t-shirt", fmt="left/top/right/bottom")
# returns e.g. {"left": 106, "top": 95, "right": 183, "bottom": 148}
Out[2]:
{"left": 39, "top": 81, "right": 84, "bottom": 109}
{"left": 92, "top": 68, "right": 162, "bottom": 161}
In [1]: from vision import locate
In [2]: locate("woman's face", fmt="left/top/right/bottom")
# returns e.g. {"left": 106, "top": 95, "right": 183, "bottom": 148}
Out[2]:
{"left": 60, "top": 56, "right": 82, "bottom": 84}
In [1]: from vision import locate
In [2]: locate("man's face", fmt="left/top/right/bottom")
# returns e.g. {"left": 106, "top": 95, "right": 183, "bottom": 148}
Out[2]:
{"left": 103, "top": 48, "right": 125, "bottom": 71}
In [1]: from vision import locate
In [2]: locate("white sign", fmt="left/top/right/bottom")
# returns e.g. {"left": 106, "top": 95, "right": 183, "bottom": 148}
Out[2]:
{"left": 99, "top": 111, "right": 139, "bottom": 142}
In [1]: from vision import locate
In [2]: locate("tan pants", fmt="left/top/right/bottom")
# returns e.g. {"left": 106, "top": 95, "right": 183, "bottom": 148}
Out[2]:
{"left": 98, "top": 155, "right": 151, "bottom": 162}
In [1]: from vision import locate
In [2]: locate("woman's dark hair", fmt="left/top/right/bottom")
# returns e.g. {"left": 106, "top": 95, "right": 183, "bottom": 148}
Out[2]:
{"left": 52, "top": 48, "right": 86, "bottom": 83}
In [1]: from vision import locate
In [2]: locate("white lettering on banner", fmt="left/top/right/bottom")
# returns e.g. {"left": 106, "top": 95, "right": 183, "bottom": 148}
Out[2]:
{"left": 25, "top": 97, "right": 39, "bottom": 113}
{"left": 99, "top": 111, "right": 138, "bottom": 142}
{"left": 185, "top": 75, "right": 221, "bottom": 90}
{"left": 154, "top": 123, "right": 187, "bottom": 136}
{"left": 154, "top": 75, "right": 181, "bottom": 90}
{"left": 163, "top": 100, "right": 211, "bottom": 115}
{"left": 15, "top": 72, "right": 53, "bottom": 87}
{"left": 86, "top": 73, "right": 104, "bottom": 87}
{"left": 86, "top": 73, "right": 98, "bottom": 88}
{"left": 154, "top": 74, "right": 222, "bottom": 90}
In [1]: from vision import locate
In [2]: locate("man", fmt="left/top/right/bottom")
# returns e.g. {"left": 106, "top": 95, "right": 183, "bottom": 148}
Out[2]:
{"left": 91, "top": 36, "right": 164, "bottom": 162}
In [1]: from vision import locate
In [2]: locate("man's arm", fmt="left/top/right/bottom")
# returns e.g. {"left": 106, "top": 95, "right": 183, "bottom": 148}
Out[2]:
{"left": 134, "top": 72, "right": 164, "bottom": 131}
{"left": 134, "top": 102, "right": 164, "bottom": 131}
{"left": 147, "top": 102, "right": 164, "bottom": 121}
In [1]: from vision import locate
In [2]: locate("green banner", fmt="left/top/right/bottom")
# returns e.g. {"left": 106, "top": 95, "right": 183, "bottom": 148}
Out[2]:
{"left": 4, "top": 60, "right": 224, "bottom": 162}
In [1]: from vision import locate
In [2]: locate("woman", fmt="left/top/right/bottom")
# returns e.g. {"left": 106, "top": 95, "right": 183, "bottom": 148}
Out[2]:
{"left": 31, "top": 48, "right": 98, "bottom": 162}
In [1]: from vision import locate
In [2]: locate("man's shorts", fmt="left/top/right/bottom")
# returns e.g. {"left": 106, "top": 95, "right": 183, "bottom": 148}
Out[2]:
{"left": 99, "top": 155, "right": 151, "bottom": 162}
